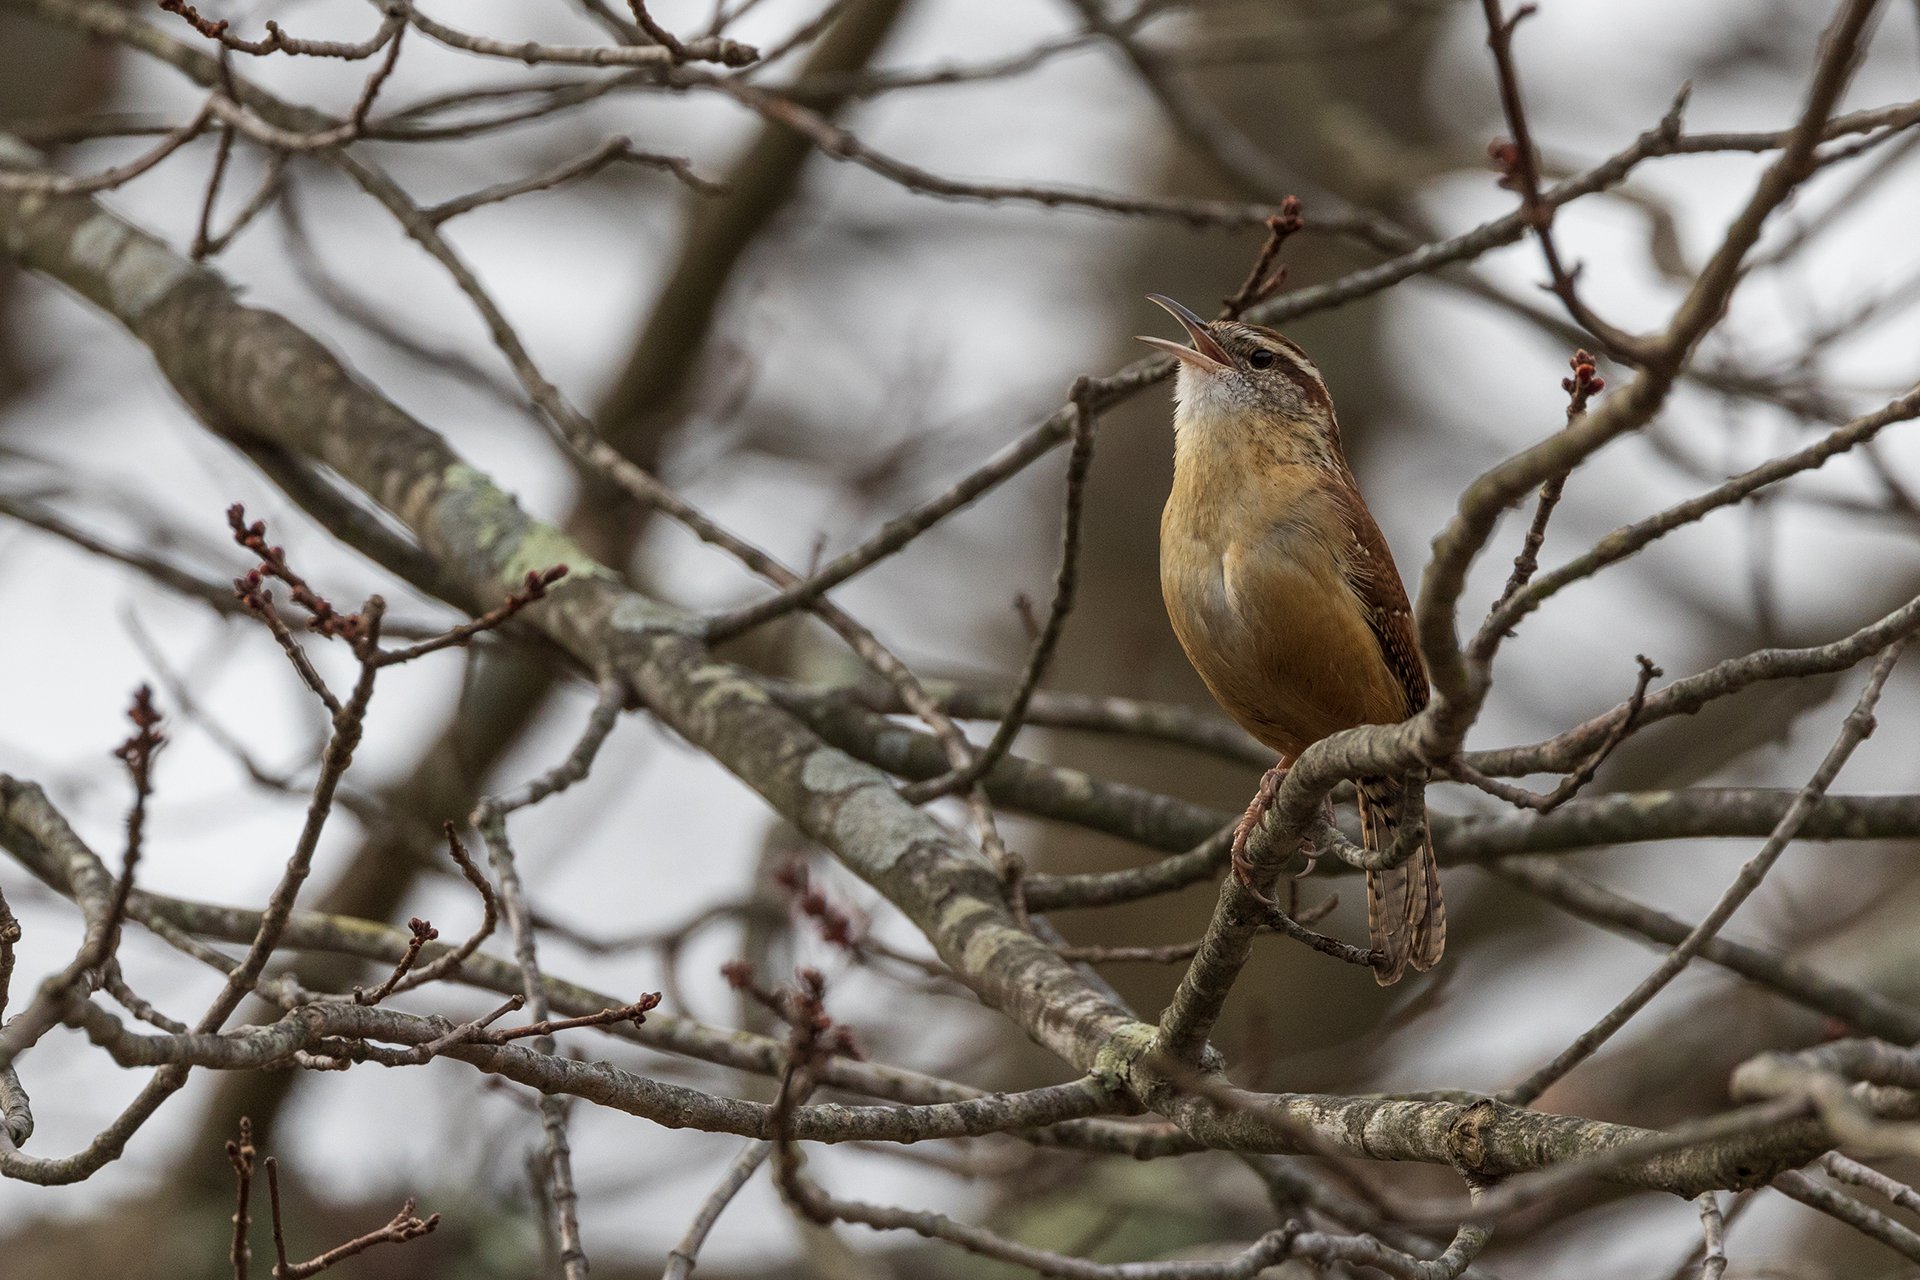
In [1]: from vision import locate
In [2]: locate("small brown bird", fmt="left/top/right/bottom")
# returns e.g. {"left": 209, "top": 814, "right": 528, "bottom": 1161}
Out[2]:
{"left": 1139, "top": 295, "right": 1443, "bottom": 984}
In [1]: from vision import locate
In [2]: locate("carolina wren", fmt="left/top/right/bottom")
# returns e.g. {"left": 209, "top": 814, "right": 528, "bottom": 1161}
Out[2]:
{"left": 1139, "top": 294, "right": 1443, "bottom": 985}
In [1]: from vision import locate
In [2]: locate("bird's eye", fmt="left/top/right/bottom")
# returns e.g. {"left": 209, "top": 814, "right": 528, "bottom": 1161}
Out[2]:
{"left": 1248, "top": 349, "right": 1275, "bottom": 370}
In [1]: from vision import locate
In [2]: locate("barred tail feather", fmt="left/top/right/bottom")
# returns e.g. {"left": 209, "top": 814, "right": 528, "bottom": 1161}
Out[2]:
{"left": 1364, "top": 864, "right": 1413, "bottom": 986}
{"left": 1409, "top": 835, "right": 1446, "bottom": 973}
{"left": 1357, "top": 777, "right": 1446, "bottom": 986}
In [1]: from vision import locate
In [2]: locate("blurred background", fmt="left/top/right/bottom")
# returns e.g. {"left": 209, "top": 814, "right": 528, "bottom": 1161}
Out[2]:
{"left": 2, "top": 0, "right": 1918, "bottom": 1275}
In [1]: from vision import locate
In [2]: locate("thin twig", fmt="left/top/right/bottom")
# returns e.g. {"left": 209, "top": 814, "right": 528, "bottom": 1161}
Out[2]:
{"left": 1774, "top": 1169, "right": 1920, "bottom": 1263}
{"left": 194, "top": 149, "right": 289, "bottom": 256}
{"left": 1501, "top": 637, "right": 1908, "bottom": 1106}
{"left": 372, "top": 565, "right": 567, "bottom": 666}
{"left": 1488, "top": 855, "right": 1920, "bottom": 1044}
{"left": 406, "top": 7, "right": 756, "bottom": 68}
{"left": 1255, "top": 901, "right": 1382, "bottom": 970}
{"left": 99, "top": 960, "right": 188, "bottom": 1033}
{"left": 160, "top": 0, "right": 404, "bottom": 59}
{"left": 1490, "top": 349, "right": 1606, "bottom": 618}
{"left": 421, "top": 136, "right": 723, "bottom": 223}
{"left": 1480, "top": 381, "right": 1920, "bottom": 650}
{"left": 477, "top": 995, "right": 662, "bottom": 1045}
{"left": 1822, "top": 1152, "right": 1920, "bottom": 1213}
{"left": 352, "top": 917, "right": 437, "bottom": 1006}
{"left": 1053, "top": 892, "right": 1338, "bottom": 963}
{"left": 265, "top": 1152, "right": 440, "bottom": 1279}
{"left": 468, "top": 675, "right": 629, "bottom": 1280}
{"left": 627, "top": 0, "right": 690, "bottom": 59}
{"left": 901, "top": 384, "right": 1098, "bottom": 801}
{"left": 1659, "top": 1190, "right": 1755, "bottom": 1280}
{"left": 227, "top": 1117, "right": 255, "bottom": 1280}
{"left": 0, "top": 100, "right": 216, "bottom": 195}
{"left": 1447, "top": 654, "right": 1658, "bottom": 812}
{"left": 1220, "top": 198, "right": 1304, "bottom": 320}
{"left": 384, "top": 825, "right": 500, "bottom": 996}
{"left": 1480, "top": 0, "right": 1647, "bottom": 359}
{"left": 190, "top": 48, "right": 238, "bottom": 260}
{"left": 700, "top": 404, "right": 1100, "bottom": 641}
{"left": 661, "top": 1139, "right": 771, "bottom": 1280}
{"left": 1696, "top": 1192, "right": 1727, "bottom": 1280}
{"left": 100, "top": 685, "right": 164, "bottom": 977}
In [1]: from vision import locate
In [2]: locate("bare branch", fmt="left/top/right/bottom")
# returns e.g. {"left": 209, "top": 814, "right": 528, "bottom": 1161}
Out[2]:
{"left": 1502, "top": 637, "right": 1908, "bottom": 1106}
{"left": 266, "top": 1155, "right": 440, "bottom": 1278}
{"left": 663, "top": 1139, "right": 770, "bottom": 1279}
{"left": 1696, "top": 1192, "right": 1727, "bottom": 1280}
{"left": 1774, "top": 1170, "right": 1920, "bottom": 1263}
{"left": 421, "top": 136, "right": 724, "bottom": 223}
{"left": 1489, "top": 855, "right": 1920, "bottom": 1044}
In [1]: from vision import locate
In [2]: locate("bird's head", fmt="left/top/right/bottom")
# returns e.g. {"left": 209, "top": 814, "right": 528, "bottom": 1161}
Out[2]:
{"left": 1137, "top": 294, "right": 1336, "bottom": 445}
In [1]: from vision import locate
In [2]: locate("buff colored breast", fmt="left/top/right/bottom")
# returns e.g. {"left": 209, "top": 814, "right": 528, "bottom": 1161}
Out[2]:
{"left": 1159, "top": 421, "right": 1404, "bottom": 760}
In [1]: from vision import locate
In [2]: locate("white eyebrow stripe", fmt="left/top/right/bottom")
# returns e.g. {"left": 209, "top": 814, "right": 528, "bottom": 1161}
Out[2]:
{"left": 1263, "top": 343, "right": 1325, "bottom": 391}
{"left": 1266, "top": 336, "right": 1319, "bottom": 377}
{"left": 1224, "top": 323, "right": 1318, "bottom": 372}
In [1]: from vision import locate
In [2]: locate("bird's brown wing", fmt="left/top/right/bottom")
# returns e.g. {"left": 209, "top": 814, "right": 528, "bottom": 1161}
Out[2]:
{"left": 1332, "top": 473, "right": 1444, "bottom": 983}
{"left": 1330, "top": 479, "right": 1429, "bottom": 717}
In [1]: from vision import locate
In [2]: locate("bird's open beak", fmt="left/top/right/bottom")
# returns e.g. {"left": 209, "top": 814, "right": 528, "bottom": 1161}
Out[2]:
{"left": 1138, "top": 294, "right": 1231, "bottom": 373}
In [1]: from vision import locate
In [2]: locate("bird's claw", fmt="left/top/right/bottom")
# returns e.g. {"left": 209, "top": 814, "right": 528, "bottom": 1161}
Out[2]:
{"left": 1229, "top": 762, "right": 1289, "bottom": 910}
{"left": 1291, "top": 796, "right": 1336, "bottom": 878}
{"left": 1290, "top": 842, "right": 1324, "bottom": 880}
{"left": 1230, "top": 827, "right": 1277, "bottom": 910}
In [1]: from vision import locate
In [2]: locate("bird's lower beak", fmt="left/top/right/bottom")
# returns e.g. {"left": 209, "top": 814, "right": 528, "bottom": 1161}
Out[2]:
{"left": 1139, "top": 294, "right": 1231, "bottom": 373}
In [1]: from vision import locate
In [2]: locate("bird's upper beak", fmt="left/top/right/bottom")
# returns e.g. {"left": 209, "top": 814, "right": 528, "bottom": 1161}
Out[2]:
{"left": 1138, "top": 294, "right": 1231, "bottom": 373}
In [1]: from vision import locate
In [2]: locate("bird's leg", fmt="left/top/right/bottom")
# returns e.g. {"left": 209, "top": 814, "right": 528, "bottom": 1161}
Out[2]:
{"left": 1230, "top": 760, "right": 1289, "bottom": 905}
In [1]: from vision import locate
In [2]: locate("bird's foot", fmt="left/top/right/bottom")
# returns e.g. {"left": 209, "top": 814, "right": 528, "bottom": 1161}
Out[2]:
{"left": 1291, "top": 798, "right": 1338, "bottom": 879}
{"left": 1230, "top": 762, "right": 1289, "bottom": 908}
